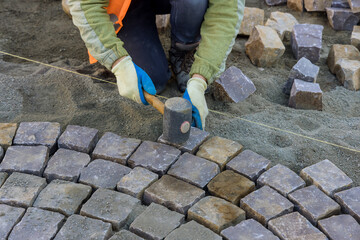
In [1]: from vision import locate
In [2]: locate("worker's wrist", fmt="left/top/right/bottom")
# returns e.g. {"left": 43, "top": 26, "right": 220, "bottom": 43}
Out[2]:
{"left": 192, "top": 74, "right": 207, "bottom": 84}
{"left": 112, "top": 56, "right": 128, "bottom": 69}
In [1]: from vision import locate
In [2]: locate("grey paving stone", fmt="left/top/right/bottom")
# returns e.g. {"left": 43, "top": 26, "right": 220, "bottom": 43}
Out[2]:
{"left": 44, "top": 148, "right": 91, "bottom": 182}
{"left": 0, "top": 123, "right": 17, "bottom": 149}
{"left": 165, "top": 220, "right": 222, "bottom": 240}
{"left": 0, "top": 145, "right": 49, "bottom": 176}
{"left": 188, "top": 196, "right": 246, "bottom": 234}
{"left": 13, "top": 122, "right": 61, "bottom": 153}
{"left": 33, "top": 179, "right": 92, "bottom": 216}
{"left": 58, "top": 125, "right": 99, "bottom": 153}
{"left": 291, "top": 24, "right": 323, "bottom": 63}
{"left": 257, "top": 164, "right": 306, "bottom": 197}
{"left": 0, "top": 204, "right": 25, "bottom": 239}
{"left": 158, "top": 127, "right": 210, "bottom": 154}
{"left": 8, "top": 207, "right": 65, "bottom": 240}
{"left": 54, "top": 214, "right": 113, "bottom": 240}
{"left": 332, "top": 0, "right": 350, "bottom": 8}
{"left": 117, "top": 167, "right": 158, "bottom": 199}
{"left": 80, "top": 188, "right": 140, "bottom": 231}
{"left": 283, "top": 57, "right": 320, "bottom": 95}
{"left": 240, "top": 186, "right": 294, "bottom": 226}
{"left": 300, "top": 159, "right": 353, "bottom": 197}
{"left": 79, "top": 159, "right": 131, "bottom": 189}
{"left": 268, "top": 212, "right": 328, "bottom": 240}
{"left": 326, "top": 7, "right": 360, "bottom": 31}
{"left": 288, "top": 185, "right": 341, "bottom": 225}
{"left": 207, "top": 170, "right": 255, "bottom": 205}
{"left": 0, "top": 172, "right": 7, "bottom": 187}
{"left": 0, "top": 146, "right": 3, "bottom": 161}
{"left": 318, "top": 214, "right": 360, "bottom": 240}
{"left": 92, "top": 132, "right": 141, "bottom": 165}
{"left": 196, "top": 136, "right": 243, "bottom": 170}
{"left": 334, "top": 187, "right": 360, "bottom": 223}
{"left": 226, "top": 150, "right": 271, "bottom": 181}
{"left": 168, "top": 153, "right": 219, "bottom": 188}
{"left": 289, "top": 80, "right": 323, "bottom": 111}
{"left": 0, "top": 172, "right": 46, "bottom": 207}
{"left": 109, "top": 230, "right": 144, "bottom": 240}
{"left": 143, "top": 175, "right": 205, "bottom": 214}
{"left": 213, "top": 66, "right": 256, "bottom": 103}
{"left": 265, "top": 0, "right": 287, "bottom": 6}
{"left": 128, "top": 141, "right": 181, "bottom": 175}
{"left": 221, "top": 219, "right": 280, "bottom": 240}
{"left": 130, "top": 203, "right": 184, "bottom": 240}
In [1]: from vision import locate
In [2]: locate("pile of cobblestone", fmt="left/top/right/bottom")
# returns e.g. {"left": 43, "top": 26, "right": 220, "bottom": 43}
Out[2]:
{"left": 0, "top": 122, "right": 359, "bottom": 240}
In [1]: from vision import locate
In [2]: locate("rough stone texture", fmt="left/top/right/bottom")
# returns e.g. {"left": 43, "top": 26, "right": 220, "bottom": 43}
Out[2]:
{"left": 0, "top": 204, "right": 25, "bottom": 239}
{"left": 13, "top": 122, "right": 60, "bottom": 153}
{"left": 188, "top": 196, "right": 246, "bottom": 234}
{"left": 245, "top": 26, "right": 285, "bottom": 67}
{"left": 352, "top": 25, "right": 360, "bottom": 51}
{"left": 318, "top": 214, "right": 360, "bottom": 240}
{"left": 300, "top": 159, "right": 353, "bottom": 197}
{"left": 221, "top": 219, "right": 280, "bottom": 240}
{"left": 0, "top": 172, "right": 46, "bottom": 207}
{"left": 334, "top": 58, "right": 360, "bottom": 91}
{"left": 0, "top": 146, "right": 3, "bottom": 161}
{"left": 334, "top": 187, "right": 360, "bottom": 223}
{"left": 54, "top": 214, "right": 113, "bottom": 240}
{"left": 0, "top": 172, "right": 7, "bottom": 187}
{"left": 8, "top": 207, "right": 65, "bottom": 240}
{"left": 92, "top": 132, "right": 141, "bottom": 165}
{"left": 196, "top": 136, "right": 243, "bottom": 170}
{"left": 79, "top": 159, "right": 131, "bottom": 189}
{"left": 33, "top": 179, "right": 92, "bottom": 216}
{"left": 130, "top": 203, "right": 184, "bottom": 240}
{"left": 207, "top": 170, "right": 255, "bottom": 205}
{"left": 58, "top": 125, "right": 99, "bottom": 153}
{"left": 287, "top": 0, "right": 304, "bottom": 11}
{"left": 80, "top": 188, "right": 140, "bottom": 231}
{"left": 109, "top": 230, "right": 144, "bottom": 240}
{"left": 44, "top": 148, "right": 90, "bottom": 182}
{"left": 240, "top": 186, "right": 294, "bottom": 226}
{"left": 291, "top": 24, "right": 323, "bottom": 63}
{"left": 0, "top": 123, "right": 17, "bottom": 149}
{"left": 239, "top": 7, "right": 264, "bottom": 36}
{"left": 0, "top": 145, "right": 49, "bottom": 176}
{"left": 168, "top": 153, "right": 220, "bottom": 188}
{"left": 288, "top": 79, "right": 323, "bottom": 110}
{"left": 257, "top": 164, "right": 306, "bottom": 197}
{"left": 326, "top": 8, "right": 360, "bottom": 31}
{"left": 283, "top": 57, "right": 320, "bottom": 95}
{"left": 328, "top": 44, "right": 360, "bottom": 74}
{"left": 305, "top": 0, "right": 332, "bottom": 11}
{"left": 265, "top": 12, "right": 299, "bottom": 40}
{"left": 268, "top": 212, "right": 328, "bottom": 240}
{"left": 332, "top": 0, "right": 350, "bottom": 8}
{"left": 348, "top": 0, "right": 360, "bottom": 12}
{"left": 265, "top": 0, "right": 287, "bottom": 6}
{"left": 158, "top": 127, "right": 210, "bottom": 154}
{"left": 128, "top": 141, "right": 181, "bottom": 175}
{"left": 288, "top": 185, "right": 341, "bottom": 225}
{"left": 117, "top": 167, "right": 158, "bottom": 199}
{"left": 143, "top": 175, "right": 205, "bottom": 214}
{"left": 213, "top": 66, "right": 256, "bottom": 103}
{"left": 226, "top": 150, "right": 271, "bottom": 181}
{"left": 165, "top": 220, "right": 222, "bottom": 240}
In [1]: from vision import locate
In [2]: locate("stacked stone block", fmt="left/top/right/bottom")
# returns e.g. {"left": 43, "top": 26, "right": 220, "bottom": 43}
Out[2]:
{"left": 305, "top": 0, "right": 332, "bottom": 11}
{"left": 265, "top": 11, "right": 298, "bottom": 40}
{"left": 326, "top": 8, "right": 360, "bottom": 31}
{"left": 348, "top": 0, "right": 360, "bottom": 12}
{"left": 351, "top": 26, "right": 360, "bottom": 50}
{"left": 328, "top": 44, "right": 360, "bottom": 74}
{"left": 239, "top": 7, "right": 264, "bottom": 36}
{"left": 335, "top": 59, "right": 360, "bottom": 91}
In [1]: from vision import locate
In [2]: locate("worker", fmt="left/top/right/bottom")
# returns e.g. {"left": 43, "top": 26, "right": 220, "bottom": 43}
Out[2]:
{"left": 68, "top": 0, "right": 244, "bottom": 130}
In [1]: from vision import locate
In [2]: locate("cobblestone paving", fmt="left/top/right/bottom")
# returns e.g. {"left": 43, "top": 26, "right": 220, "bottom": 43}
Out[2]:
{"left": 0, "top": 122, "right": 359, "bottom": 240}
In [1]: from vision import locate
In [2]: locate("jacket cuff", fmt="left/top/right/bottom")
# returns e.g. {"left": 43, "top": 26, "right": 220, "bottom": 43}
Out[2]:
{"left": 102, "top": 48, "right": 129, "bottom": 70}
{"left": 190, "top": 58, "right": 220, "bottom": 85}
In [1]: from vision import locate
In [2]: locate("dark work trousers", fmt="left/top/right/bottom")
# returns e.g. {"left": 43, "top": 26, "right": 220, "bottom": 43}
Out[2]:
{"left": 117, "top": 0, "right": 208, "bottom": 93}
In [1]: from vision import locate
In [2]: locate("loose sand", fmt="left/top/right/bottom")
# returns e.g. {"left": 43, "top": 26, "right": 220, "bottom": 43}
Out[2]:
{"left": 0, "top": 0, "right": 359, "bottom": 185}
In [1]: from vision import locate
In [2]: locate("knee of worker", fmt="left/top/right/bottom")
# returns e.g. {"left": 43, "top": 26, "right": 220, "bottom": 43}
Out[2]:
{"left": 149, "top": 67, "right": 171, "bottom": 94}
{"left": 181, "top": 0, "right": 208, "bottom": 13}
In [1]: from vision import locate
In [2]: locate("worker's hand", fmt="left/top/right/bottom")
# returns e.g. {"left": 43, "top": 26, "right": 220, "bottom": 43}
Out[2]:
{"left": 183, "top": 77, "right": 209, "bottom": 130}
{"left": 112, "top": 56, "right": 156, "bottom": 105}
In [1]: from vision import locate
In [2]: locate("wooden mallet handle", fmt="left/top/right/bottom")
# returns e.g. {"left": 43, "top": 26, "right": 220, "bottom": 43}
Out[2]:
{"left": 143, "top": 91, "right": 165, "bottom": 115}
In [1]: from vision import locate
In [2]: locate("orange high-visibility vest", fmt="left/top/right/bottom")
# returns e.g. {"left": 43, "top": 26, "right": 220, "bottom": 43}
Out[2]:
{"left": 88, "top": 0, "right": 132, "bottom": 64}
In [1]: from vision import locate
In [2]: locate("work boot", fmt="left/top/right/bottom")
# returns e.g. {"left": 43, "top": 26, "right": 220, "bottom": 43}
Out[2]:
{"left": 169, "top": 41, "right": 199, "bottom": 92}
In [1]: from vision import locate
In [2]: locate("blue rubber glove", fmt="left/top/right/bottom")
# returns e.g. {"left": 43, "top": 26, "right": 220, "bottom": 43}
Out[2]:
{"left": 183, "top": 77, "right": 209, "bottom": 130}
{"left": 112, "top": 56, "right": 156, "bottom": 105}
